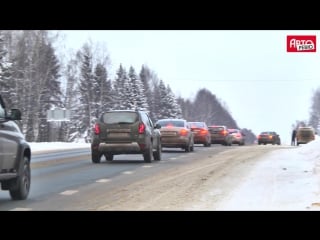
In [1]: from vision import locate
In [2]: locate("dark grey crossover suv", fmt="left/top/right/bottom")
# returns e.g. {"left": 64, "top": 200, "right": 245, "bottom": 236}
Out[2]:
{"left": 91, "top": 110, "right": 162, "bottom": 163}
{"left": 0, "top": 94, "right": 31, "bottom": 200}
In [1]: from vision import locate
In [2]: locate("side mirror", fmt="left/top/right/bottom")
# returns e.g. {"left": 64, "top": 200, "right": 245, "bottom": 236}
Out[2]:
{"left": 155, "top": 123, "right": 161, "bottom": 129}
{"left": 8, "top": 109, "right": 22, "bottom": 120}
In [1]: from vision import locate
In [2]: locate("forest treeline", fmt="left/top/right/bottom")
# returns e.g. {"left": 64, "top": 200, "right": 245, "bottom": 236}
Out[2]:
{"left": 4, "top": 30, "right": 307, "bottom": 144}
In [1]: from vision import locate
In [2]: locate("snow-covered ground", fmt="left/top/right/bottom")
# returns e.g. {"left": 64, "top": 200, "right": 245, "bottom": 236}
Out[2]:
{"left": 29, "top": 142, "right": 90, "bottom": 153}
{"left": 214, "top": 136, "right": 320, "bottom": 210}
{"left": 28, "top": 137, "right": 320, "bottom": 210}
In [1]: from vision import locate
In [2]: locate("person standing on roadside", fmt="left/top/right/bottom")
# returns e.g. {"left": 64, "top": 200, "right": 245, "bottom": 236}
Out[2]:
{"left": 291, "top": 128, "right": 297, "bottom": 146}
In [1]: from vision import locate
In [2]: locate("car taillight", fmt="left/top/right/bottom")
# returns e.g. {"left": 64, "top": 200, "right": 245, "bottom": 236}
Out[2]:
{"left": 269, "top": 135, "right": 272, "bottom": 139}
{"left": 138, "top": 122, "right": 145, "bottom": 134}
{"left": 180, "top": 129, "right": 188, "bottom": 136}
{"left": 94, "top": 123, "right": 100, "bottom": 135}
{"left": 236, "top": 133, "right": 241, "bottom": 138}
{"left": 220, "top": 130, "right": 228, "bottom": 136}
{"left": 200, "top": 129, "right": 208, "bottom": 135}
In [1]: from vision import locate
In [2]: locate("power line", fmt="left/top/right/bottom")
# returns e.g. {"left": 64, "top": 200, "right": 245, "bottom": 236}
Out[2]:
{"left": 172, "top": 79, "right": 319, "bottom": 82}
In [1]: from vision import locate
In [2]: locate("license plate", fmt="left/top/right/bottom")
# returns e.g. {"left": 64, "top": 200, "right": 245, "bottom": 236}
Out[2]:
{"left": 108, "top": 133, "right": 129, "bottom": 138}
{"left": 162, "top": 131, "right": 176, "bottom": 136}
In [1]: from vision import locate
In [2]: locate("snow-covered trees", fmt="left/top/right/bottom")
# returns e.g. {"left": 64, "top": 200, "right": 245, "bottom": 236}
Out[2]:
{"left": 157, "top": 80, "right": 182, "bottom": 119}
{"left": 309, "top": 87, "right": 320, "bottom": 131}
{"left": 1, "top": 31, "right": 249, "bottom": 143}
{"left": 1, "top": 31, "right": 62, "bottom": 142}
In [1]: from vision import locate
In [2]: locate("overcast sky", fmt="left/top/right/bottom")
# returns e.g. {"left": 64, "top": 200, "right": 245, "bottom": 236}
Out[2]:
{"left": 58, "top": 30, "right": 320, "bottom": 144}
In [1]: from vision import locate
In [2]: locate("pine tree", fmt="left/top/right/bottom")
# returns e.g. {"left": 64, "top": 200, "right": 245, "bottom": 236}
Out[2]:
{"left": 0, "top": 32, "right": 14, "bottom": 106}
{"left": 139, "top": 65, "right": 152, "bottom": 111}
{"left": 36, "top": 41, "right": 62, "bottom": 142}
{"left": 78, "top": 43, "right": 95, "bottom": 141}
{"left": 113, "top": 64, "right": 129, "bottom": 110}
{"left": 128, "top": 66, "right": 149, "bottom": 111}
{"left": 309, "top": 87, "right": 320, "bottom": 130}
{"left": 157, "top": 80, "right": 182, "bottom": 119}
{"left": 94, "top": 62, "right": 113, "bottom": 113}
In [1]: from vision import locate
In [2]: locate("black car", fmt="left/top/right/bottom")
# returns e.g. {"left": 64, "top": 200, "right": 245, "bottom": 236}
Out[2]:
{"left": 91, "top": 110, "right": 162, "bottom": 163}
{"left": 0, "top": 94, "right": 31, "bottom": 200}
{"left": 257, "top": 131, "right": 281, "bottom": 145}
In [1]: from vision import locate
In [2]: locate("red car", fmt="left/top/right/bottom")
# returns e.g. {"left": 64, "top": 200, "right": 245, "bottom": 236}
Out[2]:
{"left": 208, "top": 125, "right": 232, "bottom": 146}
{"left": 189, "top": 122, "right": 211, "bottom": 147}
{"left": 257, "top": 131, "right": 281, "bottom": 145}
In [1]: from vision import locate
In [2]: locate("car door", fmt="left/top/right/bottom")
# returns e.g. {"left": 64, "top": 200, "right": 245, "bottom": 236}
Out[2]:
{"left": 0, "top": 120, "right": 20, "bottom": 170}
{"left": 141, "top": 112, "right": 156, "bottom": 149}
{"left": 0, "top": 103, "right": 19, "bottom": 170}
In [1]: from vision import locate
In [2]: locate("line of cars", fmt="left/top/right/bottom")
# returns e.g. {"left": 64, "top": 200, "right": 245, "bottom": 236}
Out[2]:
{"left": 90, "top": 110, "right": 247, "bottom": 163}
{"left": 256, "top": 127, "right": 316, "bottom": 146}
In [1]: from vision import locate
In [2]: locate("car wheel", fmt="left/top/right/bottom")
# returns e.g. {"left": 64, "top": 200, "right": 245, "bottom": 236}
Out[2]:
{"left": 190, "top": 142, "right": 194, "bottom": 152}
{"left": 92, "top": 151, "right": 101, "bottom": 163}
{"left": 9, "top": 155, "right": 31, "bottom": 200}
{"left": 185, "top": 141, "right": 191, "bottom": 152}
{"left": 143, "top": 145, "right": 152, "bottom": 163}
{"left": 105, "top": 154, "right": 114, "bottom": 161}
{"left": 153, "top": 142, "right": 162, "bottom": 161}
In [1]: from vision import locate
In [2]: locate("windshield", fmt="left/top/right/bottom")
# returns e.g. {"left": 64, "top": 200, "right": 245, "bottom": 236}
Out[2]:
{"left": 157, "top": 120, "right": 185, "bottom": 127}
{"left": 102, "top": 112, "right": 138, "bottom": 124}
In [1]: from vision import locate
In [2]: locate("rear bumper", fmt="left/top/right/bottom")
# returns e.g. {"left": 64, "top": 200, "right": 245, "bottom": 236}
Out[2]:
{"left": 258, "top": 139, "right": 275, "bottom": 144}
{"left": 211, "top": 137, "right": 229, "bottom": 144}
{"left": 94, "top": 142, "right": 143, "bottom": 154}
{"left": 194, "top": 135, "right": 209, "bottom": 144}
{"left": 161, "top": 136, "right": 189, "bottom": 148}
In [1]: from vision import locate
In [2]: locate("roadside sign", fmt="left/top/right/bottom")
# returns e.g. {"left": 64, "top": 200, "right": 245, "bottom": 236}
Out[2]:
{"left": 47, "top": 108, "right": 71, "bottom": 121}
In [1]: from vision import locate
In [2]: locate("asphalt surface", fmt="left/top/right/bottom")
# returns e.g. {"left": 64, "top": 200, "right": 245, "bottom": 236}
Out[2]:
{"left": 0, "top": 144, "right": 288, "bottom": 210}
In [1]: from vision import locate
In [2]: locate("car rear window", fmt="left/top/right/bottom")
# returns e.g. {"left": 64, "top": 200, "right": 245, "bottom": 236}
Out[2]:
{"left": 157, "top": 120, "right": 185, "bottom": 127}
{"left": 102, "top": 112, "right": 138, "bottom": 124}
{"left": 209, "top": 127, "right": 224, "bottom": 131}
{"left": 229, "top": 129, "right": 238, "bottom": 134}
{"left": 189, "top": 122, "right": 205, "bottom": 128}
{"left": 261, "top": 132, "right": 270, "bottom": 135}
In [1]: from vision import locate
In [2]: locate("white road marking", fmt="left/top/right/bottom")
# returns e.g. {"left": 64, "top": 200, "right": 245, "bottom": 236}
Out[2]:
{"left": 96, "top": 178, "right": 110, "bottom": 183}
{"left": 170, "top": 158, "right": 177, "bottom": 160}
{"left": 60, "top": 190, "right": 78, "bottom": 195}
{"left": 142, "top": 165, "right": 153, "bottom": 168}
{"left": 122, "top": 171, "right": 133, "bottom": 174}
{"left": 10, "top": 208, "right": 32, "bottom": 211}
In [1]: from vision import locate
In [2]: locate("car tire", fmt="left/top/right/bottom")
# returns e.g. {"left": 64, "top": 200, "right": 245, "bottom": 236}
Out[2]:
{"left": 92, "top": 151, "right": 101, "bottom": 163}
{"left": 143, "top": 145, "right": 152, "bottom": 163}
{"left": 9, "top": 155, "right": 31, "bottom": 200}
{"left": 153, "top": 142, "right": 162, "bottom": 161}
{"left": 185, "top": 143, "right": 190, "bottom": 152}
{"left": 190, "top": 142, "right": 194, "bottom": 152}
{"left": 105, "top": 154, "right": 114, "bottom": 161}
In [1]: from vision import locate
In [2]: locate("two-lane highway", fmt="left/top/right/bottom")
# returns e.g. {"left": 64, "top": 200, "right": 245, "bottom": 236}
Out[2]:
{"left": 0, "top": 144, "right": 289, "bottom": 210}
